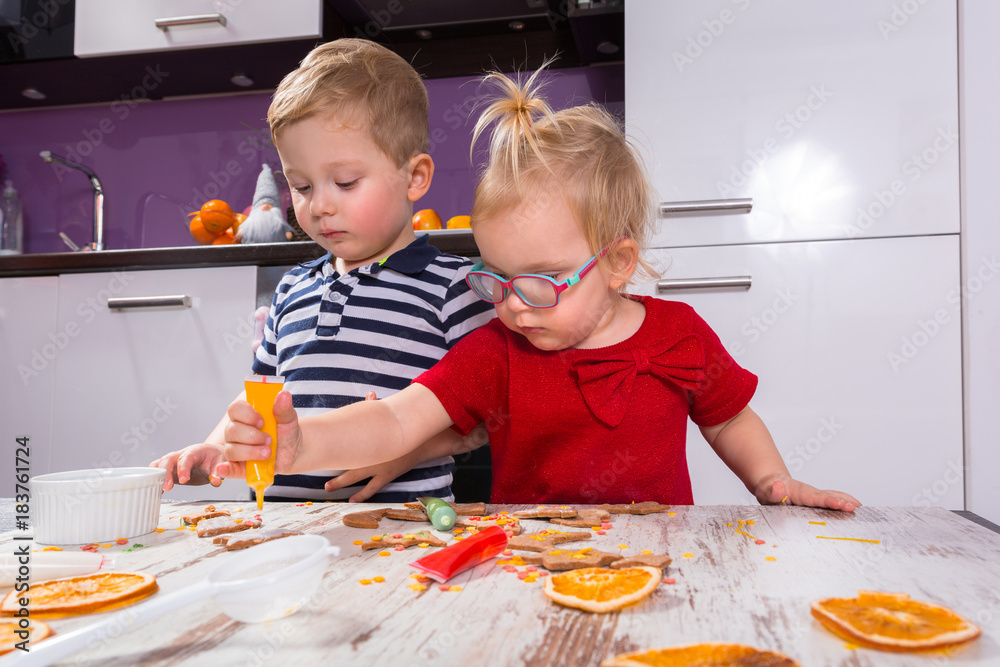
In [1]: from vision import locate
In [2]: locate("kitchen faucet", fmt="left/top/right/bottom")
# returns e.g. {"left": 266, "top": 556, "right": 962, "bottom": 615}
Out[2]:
{"left": 40, "top": 150, "right": 106, "bottom": 251}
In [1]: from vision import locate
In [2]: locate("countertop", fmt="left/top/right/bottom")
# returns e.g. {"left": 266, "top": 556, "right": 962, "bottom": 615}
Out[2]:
{"left": 0, "top": 230, "right": 479, "bottom": 278}
{"left": 2, "top": 503, "right": 999, "bottom": 666}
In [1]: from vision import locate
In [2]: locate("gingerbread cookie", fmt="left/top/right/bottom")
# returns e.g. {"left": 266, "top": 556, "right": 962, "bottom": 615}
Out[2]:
{"left": 595, "top": 501, "right": 672, "bottom": 515}
{"left": 182, "top": 505, "right": 230, "bottom": 525}
{"left": 196, "top": 515, "right": 260, "bottom": 538}
{"left": 507, "top": 530, "right": 592, "bottom": 552}
{"left": 342, "top": 509, "right": 389, "bottom": 529}
{"left": 549, "top": 509, "right": 611, "bottom": 528}
{"left": 610, "top": 553, "right": 673, "bottom": 570}
{"left": 512, "top": 507, "right": 578, "bottom": 519}
{"left": 361, "top": 530, "right": 447, "bottom": 551}
{"left": 214, "top": 529, "right": 302, "bottom": 551}
{"left": 403, "top": 501, "right": 487, "bottom": 516}
{"left": 384, "top": 508, "right": 430, "bottom": 522}
{"left": 522, "top": 547, "right": 624, "bottom": 571}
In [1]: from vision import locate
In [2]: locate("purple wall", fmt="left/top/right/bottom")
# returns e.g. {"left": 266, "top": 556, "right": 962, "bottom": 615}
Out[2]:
{"left": 0, "top": 65, "right": 623, "bottom": 254}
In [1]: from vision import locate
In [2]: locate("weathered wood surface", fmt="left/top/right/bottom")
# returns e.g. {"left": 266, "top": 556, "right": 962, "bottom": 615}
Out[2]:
{"left": 3, "top": 504, "right": 1000, "bottom": 666}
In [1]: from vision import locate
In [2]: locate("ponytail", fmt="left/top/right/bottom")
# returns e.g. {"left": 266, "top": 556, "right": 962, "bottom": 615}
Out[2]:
{"left": 471, "top": 59, "right": 560, "bottom": 185}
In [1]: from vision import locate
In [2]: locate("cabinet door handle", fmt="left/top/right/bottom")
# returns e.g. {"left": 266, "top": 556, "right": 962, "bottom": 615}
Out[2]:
{"left": 155, "top": 14, "right": 227, "bottom": 29}
{"left": 107, "top": 295, "right": 192, "bottom": 310}
{"left": 659, "top": 198, "right": 753, "bottom": 217}
{"left": 656, "top": 276, "right": 752, "bottom": 292}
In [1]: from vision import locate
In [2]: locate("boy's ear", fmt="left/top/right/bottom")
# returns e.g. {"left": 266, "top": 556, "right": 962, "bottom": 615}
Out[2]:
{"left": 406, "top": 153, "right": 435, "bottom": 203}
{"left": 607, "top": 238, "right": 639, "bottom": 290}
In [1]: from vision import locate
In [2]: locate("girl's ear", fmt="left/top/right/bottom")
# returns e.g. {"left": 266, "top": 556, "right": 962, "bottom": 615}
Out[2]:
{"left": 406, "top": 154, "right": 435, "bottom": 202}
{"left": 607, "top": 238, "right": 639, "bottom": 290}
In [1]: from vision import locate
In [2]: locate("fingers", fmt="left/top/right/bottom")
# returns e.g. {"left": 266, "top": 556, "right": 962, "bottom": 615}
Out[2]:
{"left": 214, "top": 460, "right": 246, "bottom": 480}
{"left": 149, "top": 453, "right": 179, "bottom": 491}
{"left": 365, "top": 391, "right": 377, "bottom": 401}
{"left": 324, "top": 470, "right": 363, "bottom": 493}
{"left": 272, "top": 390, "right": 298, "bottom": 425}
{"left": 348, "top": 478, "right": 381, "bottom": 503}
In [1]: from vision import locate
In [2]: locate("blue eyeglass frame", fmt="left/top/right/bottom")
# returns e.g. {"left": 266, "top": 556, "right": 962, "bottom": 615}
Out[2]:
{"left": 466, "top": 248, "right": 608, "bottom": 308}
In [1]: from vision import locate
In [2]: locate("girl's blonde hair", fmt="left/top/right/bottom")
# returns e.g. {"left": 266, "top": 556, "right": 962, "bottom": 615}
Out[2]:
{"left": 471, "top": 64, "right": 658, "bottom": 281}
{"left": 268, "top": 38, "right": 428, "bottom": 168}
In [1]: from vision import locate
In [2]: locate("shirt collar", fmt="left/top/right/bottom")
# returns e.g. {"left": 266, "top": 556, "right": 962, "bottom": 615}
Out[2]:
{"left": 299, "top": 235, "right": 441, "bottom": 277}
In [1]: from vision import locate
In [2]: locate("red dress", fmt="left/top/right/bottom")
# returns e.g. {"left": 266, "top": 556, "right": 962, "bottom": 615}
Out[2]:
{"left": 414, "top": 296, "right": 757, "bottom": 504}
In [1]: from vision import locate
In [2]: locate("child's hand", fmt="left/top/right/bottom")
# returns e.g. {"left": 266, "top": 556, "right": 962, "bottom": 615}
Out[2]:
{"left": 149, "top": 443, "right": 224, "bottom": 491}
{"left": 216, "top": 390, "right": 303, "bottom": 478}
{"left": 755, "top": 474, "right": 861, "bottom": 512}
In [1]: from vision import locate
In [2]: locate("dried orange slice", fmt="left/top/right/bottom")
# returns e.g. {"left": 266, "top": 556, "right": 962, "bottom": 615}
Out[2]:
{"left": 811, "top": 590, "right": 981, "bottom": 651}
{"left": 1, "top": 618, "right": 53, "bottom": 655}
{"left": 0, "top": 572, "right": 157, "bottom": 619}
{"left": 543, "top": 566, "right": 661, "bottom": 613}
{"left": 601, "top": 643, "right": 800, "bottom": 666}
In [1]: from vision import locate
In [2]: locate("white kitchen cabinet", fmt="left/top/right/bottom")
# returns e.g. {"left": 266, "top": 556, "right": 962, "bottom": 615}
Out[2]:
{"left": 632, "top": 235, "right": 964, "bottom": 507}
{"left": 49, "top": 266, "right": 258, "bottom": 501}
{"left": 74, "top": 0, "right": 322, "bottom": 57}
{"left": 626, "top": 0, "right": 959, "bottom": 247}
{"left": 0, "top": 276, "right": 59, "bottom": 496}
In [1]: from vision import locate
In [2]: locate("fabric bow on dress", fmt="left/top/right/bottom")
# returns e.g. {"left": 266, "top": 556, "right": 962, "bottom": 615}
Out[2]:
{"left": 570, "top": 334, "right": 705, "bottom": 427}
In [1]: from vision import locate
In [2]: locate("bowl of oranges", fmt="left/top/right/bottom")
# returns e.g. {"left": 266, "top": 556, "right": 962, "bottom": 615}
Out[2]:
{"left": 188, "top": 199, "right": 246, "bottom": 245}
{"left": 412, "top": 209, "right": 472, "bottom": 232}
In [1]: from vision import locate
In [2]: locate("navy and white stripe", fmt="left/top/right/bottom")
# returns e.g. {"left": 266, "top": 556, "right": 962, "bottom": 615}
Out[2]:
{"left": 252, "top": 235, "right": 494, "bottom": 502}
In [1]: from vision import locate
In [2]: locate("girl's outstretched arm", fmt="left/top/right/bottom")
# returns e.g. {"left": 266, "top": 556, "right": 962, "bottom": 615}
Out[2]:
{"left": 700, "top": 405, "right": 861, "bottom": 512}
{"left": 218, "top": 383, "right": 455, "bottom": 476}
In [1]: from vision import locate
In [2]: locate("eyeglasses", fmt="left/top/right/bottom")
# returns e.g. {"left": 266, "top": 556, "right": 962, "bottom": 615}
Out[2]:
{"left": 466, "top": 249, "right": 607, "bottom": 308}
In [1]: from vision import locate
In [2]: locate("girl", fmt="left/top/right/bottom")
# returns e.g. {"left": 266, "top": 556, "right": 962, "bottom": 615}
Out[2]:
{"left": 218, "top": 66, "right": 860, "bottom": 511}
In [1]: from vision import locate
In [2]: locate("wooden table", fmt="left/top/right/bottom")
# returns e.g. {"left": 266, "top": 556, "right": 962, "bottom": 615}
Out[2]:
{"left": 3, "top": 503, "right": 1000, "bottom": 666}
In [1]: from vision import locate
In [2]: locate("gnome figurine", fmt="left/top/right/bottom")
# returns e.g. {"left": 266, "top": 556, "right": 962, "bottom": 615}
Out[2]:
{"left": 236, "top": 164, "right": 294, "bottom": 244}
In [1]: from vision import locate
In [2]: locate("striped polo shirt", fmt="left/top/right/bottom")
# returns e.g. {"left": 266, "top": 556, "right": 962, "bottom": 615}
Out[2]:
{"left": 251, "top": 235, "right": 495, "bottom": 502}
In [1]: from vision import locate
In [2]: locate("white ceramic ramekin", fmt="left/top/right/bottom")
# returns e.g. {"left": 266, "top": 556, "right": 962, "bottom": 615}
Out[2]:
{"left": 29, "top": 467, "right": 166, "bottom": 545}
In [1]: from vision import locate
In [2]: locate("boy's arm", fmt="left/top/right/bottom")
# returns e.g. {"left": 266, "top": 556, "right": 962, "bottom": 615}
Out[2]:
{"left": 220, "top": 383, "right": 454, "bottom": 475}
{"left": 700, "top": 405, "right": 861, "bottom": 512}
{"left": 324, "top": 424, "right": 489, "bottom": 501}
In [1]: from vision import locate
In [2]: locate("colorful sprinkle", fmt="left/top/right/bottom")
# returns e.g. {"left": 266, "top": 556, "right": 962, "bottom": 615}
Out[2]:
{"left": 734, "top": 529, "right": 757, "bottom": 541}
{"left": 601, "top": 523, "right": 612, "bottom": 530}
{"left": 809, "top": 521, "right": 827, "bottom": 525}
{"left": 115, "top": 538, "right": 128, "bottom": 545}
{"left": 394, "top": 545, "right": 405, "bottom": 551}
{"left": 663, "top": 577, "right": 676, "bottom": 584}
{"left": 359, "top": 579, "right": 372, "bottom": 585}
{"left": 439, "top": 584, "right": 451, "bottom": 591}
{"left": 449, "top": 586, "right": 462, "bottom": 592}
{"left": 304, "top": 501, "right": 313, "bottom": 505}
{"left": 617, "top": 544, "right": 629, "bottom": 550}
{"left": 418, "top": 542, "right": 430, "bottom": 548}
{"left": 378, "top": 551, "right": 390, "bottom": 557}
{"left": 408, "top": 583, "right": 427, "bottom": 592}
{"left": 667, "top": 511, "right": 676, "bottom": 516}
{"left": 392, "top": 533, "right": 403, "bottom": 539}
{"left": 816, "top": 536, "right": 881, "bottom": 544}
{"left": 683, "top": 553, "right": 694, "bottom": 558}
{"left": 502, "top": 549, "right": 512, "bottom": 556}
{"left": 596, "top": 530, "right": 607, "bottom": 535}
{"left": 353, "top": 540, "right": 363, "bottom": 546}
{"left": 765, "top": 556, "right": 777, "bottom": 561}
{"left": 369, "top": 535, "right": 382, "bottom": 541}
{"left": 101, "top": 544, "right": 112, "bottom": 549}
{"left": 755, "top": 539, "right": 767, "bottom": 545}
{"left": 372, "top": 576, "right": 385, "bottom": 583}
{"left": 41, "top": 546, "right": 62, "bottom": 551}
{"left": 155, "top": 528, "right": 165, "bottom": 533}
{"left": 641, "top": 550, "right": 652, "bottom": 555}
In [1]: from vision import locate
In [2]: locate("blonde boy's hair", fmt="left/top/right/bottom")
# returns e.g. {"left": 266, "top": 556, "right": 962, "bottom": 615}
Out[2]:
{"left": 268, "top": 38, "right": 429, "bottom": 167}
{"left": 471, "top": 65, "right": 658, "bottom": 281}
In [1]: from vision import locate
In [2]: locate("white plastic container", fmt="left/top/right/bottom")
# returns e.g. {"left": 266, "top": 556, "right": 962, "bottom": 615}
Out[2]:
{"left": 29, "top": 468, "right": 165, "bottom": 545}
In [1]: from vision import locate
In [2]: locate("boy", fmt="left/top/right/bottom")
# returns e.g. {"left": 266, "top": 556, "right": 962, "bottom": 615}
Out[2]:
{"left": 150, "top": 38, "right": 494, "bottom": 502}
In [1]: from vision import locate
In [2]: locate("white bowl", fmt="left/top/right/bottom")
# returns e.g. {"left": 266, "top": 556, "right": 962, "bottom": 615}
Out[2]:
{"left": 30, "top": 467, "right": 165, "bottom": 545}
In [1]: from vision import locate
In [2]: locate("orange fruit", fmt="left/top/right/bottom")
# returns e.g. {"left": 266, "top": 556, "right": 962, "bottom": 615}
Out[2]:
{"left": 212, "top": 230, "right": 236, "bottom": 245}
{"left": 601, "top": 644, "right": 801, "bottom": 667}
{"left": 0, "top": 618, "right": 53, "bottom": 655}
{"left": 446, "top": 215, "right": 472, "bottom": 229}
{"left": 0, "top": 571, "right": 158, "bottom": 619}
{"left": 412, "top": 209, "right": 443, "bottom": 230}
{"left": 543, "top": 566, "right": 661, "bottom": 613}
{"left": 810, "top": 591, "right": 981, "bottom": 651}
{"left": 191, "top": 199, "right": 236, "bottom": 233}
{"left": 189, "top": 215, "right": 222, "bottom": 244}
{"left": 232, "top": 211, "right": 247, "bottom": 234}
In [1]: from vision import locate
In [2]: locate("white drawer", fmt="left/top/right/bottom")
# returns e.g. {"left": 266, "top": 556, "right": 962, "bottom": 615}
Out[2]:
{"left": 632, "top": 235, "right": 963, "bottom": 507}
{"left": 49, "top": 266, "right": 258, "bottom": 501}
{"left": 75, "top": 0, "right": 322, "bottom": 57}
